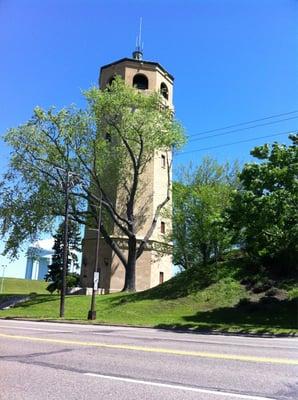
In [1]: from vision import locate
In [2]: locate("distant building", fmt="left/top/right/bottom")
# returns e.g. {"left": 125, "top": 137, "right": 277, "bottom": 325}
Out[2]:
{"left": 25, "top": 238, "right": 81, "bottom": 281}
{"left": 25, "top": 239, "right": 54, "bottom": 281}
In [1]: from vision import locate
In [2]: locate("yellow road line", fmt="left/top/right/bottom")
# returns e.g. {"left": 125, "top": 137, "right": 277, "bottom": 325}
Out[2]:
{"left": 0, "top": 332, "right": 297, "bottom": 365}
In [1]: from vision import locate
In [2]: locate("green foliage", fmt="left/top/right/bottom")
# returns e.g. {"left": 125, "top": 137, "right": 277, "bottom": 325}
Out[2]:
{"left": 84, "top": 77, "right": 184, "bottom": 219}
{"left": 0, "top": 106, "right": 89, "bottom": 256}
{"left": 227, "top": 134, "right": 298, "bottom": 274}
{"left": 0, "top": 77, "right": 185, "bottom": 292}
{"left": 0, "top": 78, "right": 185, "bottom": 292}
{"left": 172, "top": 158, "right": 239, "bottom": 269}
{"left": 45, "top": 221, "right": 81, "bottom": 293}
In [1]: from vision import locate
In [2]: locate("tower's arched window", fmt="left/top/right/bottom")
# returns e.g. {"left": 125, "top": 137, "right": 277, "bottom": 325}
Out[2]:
{"left": 133, "top": 74, "right": 148, "bottom": 90}
{"left": 107, "top": 75, "right": 116, "bottom": 87}
{"left": 160, "top": 82, "right": 168, "bottom": 100}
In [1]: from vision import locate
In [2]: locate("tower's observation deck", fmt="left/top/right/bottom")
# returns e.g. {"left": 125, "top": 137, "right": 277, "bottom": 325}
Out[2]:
{"left": 100, "top": 57, "right": 174, "bottom": 110}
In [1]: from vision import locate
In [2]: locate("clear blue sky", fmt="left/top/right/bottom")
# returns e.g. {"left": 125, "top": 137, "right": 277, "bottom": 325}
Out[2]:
{"left": 0, "top": 0, "right": 297, "bottom": 277}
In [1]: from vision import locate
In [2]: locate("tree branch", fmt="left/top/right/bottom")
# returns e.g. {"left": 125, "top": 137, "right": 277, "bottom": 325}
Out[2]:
{"left": 100, "top": 224, "right": 128, "bottom": 268}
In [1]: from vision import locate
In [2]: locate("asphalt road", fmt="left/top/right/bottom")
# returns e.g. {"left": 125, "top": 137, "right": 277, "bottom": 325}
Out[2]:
{"left": 0, "top": 320, "right": 297, "bottom": 400}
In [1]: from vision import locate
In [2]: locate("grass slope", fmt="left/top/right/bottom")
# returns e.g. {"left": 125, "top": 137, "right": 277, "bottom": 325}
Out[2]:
{"left": 0, "top": 278, "right": 48, "bottom": 294}
{"left": 1, "top": 259, "right": 297, "bottom": 335}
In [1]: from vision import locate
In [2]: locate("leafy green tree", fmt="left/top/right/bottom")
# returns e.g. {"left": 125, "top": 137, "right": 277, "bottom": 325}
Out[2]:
{"left": 45, "top": 221, "right": 81, "bottom": 293}
{"left": 172, "top": 158, "right": 238, "bottom": 269}
{"left": 0, "top": 77, "right": 185, "bottom": 291}
{"left": 227, "top": 135, "right": 298, "bottom": 274}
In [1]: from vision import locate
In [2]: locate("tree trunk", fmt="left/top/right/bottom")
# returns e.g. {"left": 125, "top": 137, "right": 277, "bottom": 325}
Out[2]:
{"left": 122, "top": 237, "right": 137, "bottom": 292}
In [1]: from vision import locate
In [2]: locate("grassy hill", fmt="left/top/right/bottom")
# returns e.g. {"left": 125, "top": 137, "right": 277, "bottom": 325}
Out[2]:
{"left": 0, "top": 258, "right": 297, "bottom": 335}
{"left": 0, "top": 277, "right": 48, "bottom": 294}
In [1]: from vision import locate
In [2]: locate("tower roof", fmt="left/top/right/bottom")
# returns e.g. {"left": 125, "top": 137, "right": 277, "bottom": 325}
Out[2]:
{"left": 100, "top": 58, "right": 174, "bottom": 81}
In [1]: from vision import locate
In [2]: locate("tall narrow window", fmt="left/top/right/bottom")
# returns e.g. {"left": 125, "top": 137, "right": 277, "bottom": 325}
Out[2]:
{"left": 105, "top": 132, "right": 111, "bottom": 142}
{"left": 107, "top": 76, "right": 116, "bottom": 87}
{"left": 161, "top": 221, "right": 165, "bottom": 234}
{"left": 161, "top": 154, "right": 166, "bottom": 168}
{"left": 159, "top": 272, "right": 164, "bottom": 284}
{"left": 104, "top": 258, "right": 109, "bottom": 266}
{"left": 160, "top": 82, "right": 168, "bottom": 100}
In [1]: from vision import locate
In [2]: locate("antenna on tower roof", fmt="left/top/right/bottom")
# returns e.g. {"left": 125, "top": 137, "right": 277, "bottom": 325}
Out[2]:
{"left": 132, "top": 17, "right": 143, "bottom": 61}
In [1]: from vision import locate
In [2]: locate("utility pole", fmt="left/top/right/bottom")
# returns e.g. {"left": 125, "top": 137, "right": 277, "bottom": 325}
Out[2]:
{"left": 88, "top": 192, "right": 103, "bottom": 320}
{"left": 60, "top": 170, "right": 70, "bottom": 318}
{"left": 1, "top": 265, "right": 7, "bottom": 293}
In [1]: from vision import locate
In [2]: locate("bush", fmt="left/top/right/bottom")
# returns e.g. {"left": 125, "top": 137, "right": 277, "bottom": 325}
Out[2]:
{"left": 227, "top": 135, "right": 298, "bottom": 276}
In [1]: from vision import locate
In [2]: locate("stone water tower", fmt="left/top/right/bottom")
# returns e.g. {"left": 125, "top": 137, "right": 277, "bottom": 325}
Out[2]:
{"left": 81, "top": 47, "right": 174, "bottom": 292}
